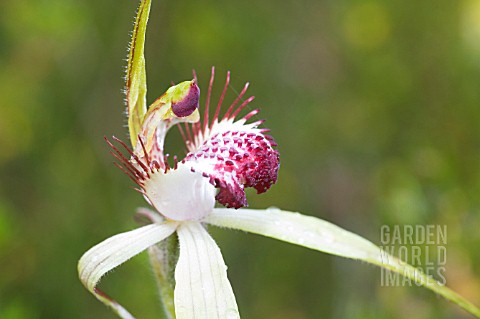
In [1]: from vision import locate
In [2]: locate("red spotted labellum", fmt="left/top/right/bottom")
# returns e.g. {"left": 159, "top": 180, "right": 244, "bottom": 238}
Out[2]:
{"left": 108, "top": 68, "right": 279, "bottom": 220}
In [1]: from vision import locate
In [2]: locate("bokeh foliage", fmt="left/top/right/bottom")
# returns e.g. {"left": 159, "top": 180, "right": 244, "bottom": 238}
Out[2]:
{"left": 0, "top": 0, "right": 479, "bottom": 318}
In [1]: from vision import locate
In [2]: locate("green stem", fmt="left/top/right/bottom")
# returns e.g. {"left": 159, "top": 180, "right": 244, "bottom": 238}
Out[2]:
{"left": 148, "top": 234, "right": 179, "bottom": 319}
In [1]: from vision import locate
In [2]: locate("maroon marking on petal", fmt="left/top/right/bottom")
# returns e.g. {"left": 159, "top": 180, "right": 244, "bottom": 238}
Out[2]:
{"left": 213, "top": 71, "right": 230, "bottom": 125}
{"left": 113, "top": 162, "right": 140, "bottom": 186}
{"left": 203, "top": 67, "right": 215, "bottom": 132}
{"left": 111, "top": 152, "right": 141, "bottom": 181}
{"left": 171, "top": 81, "right": 200, "bottom": 117}
{"left": 177, "top": 124, "right": 187, "bottom": 147}
{"left": 224, "top": 82, "right": 249, "bottom": 119}
{"left": 151, "top": 160, "right": 161, "bottom": 170}
{"left": 136, "top": 138, "right": 150, "bottom": 168}
{"left": 192, "top": 69, "right": 198, "bottom": 83}
{"left": 243, "top": 109, "right": 259, "bottom": 121}
{"left": 216, "top": 182, "right": 247, "bottom": 209}
{"left": 105, "top": 136, "right": 152, "bottom": 186}
{"left": 94, "top": 287, "right": 113, "bottom": 301}
{"left": 163, "top": 154, "right": 171, "bottom": 173}
{"left": 192, "top": 120, "right": 201, "bottom": 143}
{"left": 184, "top": 129, "right": 279, "bottom": 208}
{"left": 231, "top": 96, "right": 255, "bottom": 119}
{"left": 184, "top": 122, "right": 193, "bottom": 144}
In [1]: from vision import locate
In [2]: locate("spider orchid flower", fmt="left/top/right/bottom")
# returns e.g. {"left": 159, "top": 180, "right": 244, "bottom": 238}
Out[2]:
{"left": 78, "top": 0, "right": 480, "bottom": 318}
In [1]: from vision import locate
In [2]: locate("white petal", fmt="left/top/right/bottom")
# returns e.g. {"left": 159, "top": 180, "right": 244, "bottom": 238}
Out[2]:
{"left": 175, "top": 221, "right": 239, "bottom": 319}
{"left": 206, "top": 208, "right": 380, "bottom": 260}
{"left": 206, "top": 208, "right": 480, "bottom": 318}
{"left": 78, "top": 222, "right": 177, "bottom": 319}
{"left": 144, "top": 164, "right": 216, "bottom": 221}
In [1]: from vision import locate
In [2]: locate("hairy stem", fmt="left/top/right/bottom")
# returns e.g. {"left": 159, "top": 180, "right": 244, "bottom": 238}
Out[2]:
{"left": 148, "top": 234, "right": 179, "bottom": 319}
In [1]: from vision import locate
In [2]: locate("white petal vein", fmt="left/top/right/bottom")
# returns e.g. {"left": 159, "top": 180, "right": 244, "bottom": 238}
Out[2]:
{"left": 78, "top": 222, "right": 177, "bottom": 318}
{"left": 175, "top": 221, "right": 239, "bottom": 319}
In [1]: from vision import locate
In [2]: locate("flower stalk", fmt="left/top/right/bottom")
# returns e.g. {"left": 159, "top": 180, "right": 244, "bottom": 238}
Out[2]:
{"left": 148, "top": 235, "right": 178, "bottom": 319}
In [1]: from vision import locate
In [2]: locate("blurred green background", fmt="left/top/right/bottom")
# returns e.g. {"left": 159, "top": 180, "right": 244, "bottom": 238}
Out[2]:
{"left": 1, "top": 0, "right": 480, "bottom": 318}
